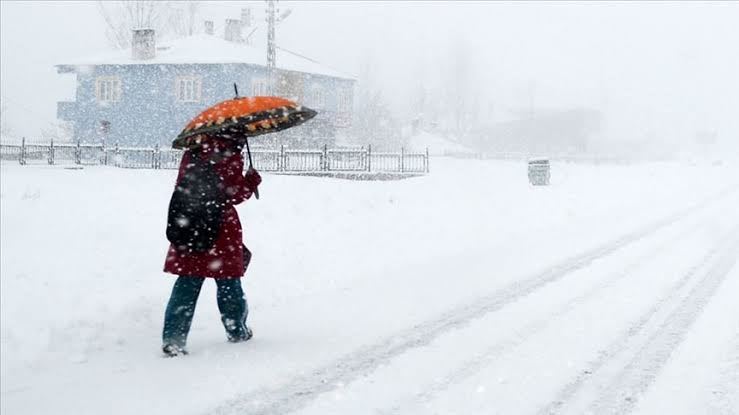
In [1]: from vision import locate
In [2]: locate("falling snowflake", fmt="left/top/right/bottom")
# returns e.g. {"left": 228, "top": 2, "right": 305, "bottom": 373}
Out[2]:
{"left": 209, "top": 259, "right": 223, "bottom": 271}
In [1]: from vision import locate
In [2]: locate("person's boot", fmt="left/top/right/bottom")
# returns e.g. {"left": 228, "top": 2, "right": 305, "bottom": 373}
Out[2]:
{"left": 162, "top": 343, "right": 189, "bottom": 357}
{"left": 227, "top": 326, "right": 253, "bottom": 343}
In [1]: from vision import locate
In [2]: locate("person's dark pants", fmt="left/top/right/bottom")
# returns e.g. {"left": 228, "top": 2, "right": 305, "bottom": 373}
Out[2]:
{"left": 162, "top": 276, "right": 249, "bottom": 348}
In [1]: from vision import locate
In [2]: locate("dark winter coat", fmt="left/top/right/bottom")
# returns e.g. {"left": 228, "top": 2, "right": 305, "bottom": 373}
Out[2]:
{"left": 163, "top": 139, "right": 254, "bottom": 278}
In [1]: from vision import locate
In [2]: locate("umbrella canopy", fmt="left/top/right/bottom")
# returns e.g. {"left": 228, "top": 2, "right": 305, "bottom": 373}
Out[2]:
{"left": 172, "top": 96, "right": 317, "bottom": 150}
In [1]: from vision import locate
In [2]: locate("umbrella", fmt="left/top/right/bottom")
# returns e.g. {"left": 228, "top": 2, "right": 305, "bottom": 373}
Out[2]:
{"left": 173, "top": 84, "right": 318, "bottom": 199}
{"left": 173, "top": 86, "right": 317, "bottom": 150}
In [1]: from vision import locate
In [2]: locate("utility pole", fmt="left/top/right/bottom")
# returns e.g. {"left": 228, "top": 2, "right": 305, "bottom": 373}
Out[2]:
{"left": 266, "top": 0, "right": 277, "bottom": 94}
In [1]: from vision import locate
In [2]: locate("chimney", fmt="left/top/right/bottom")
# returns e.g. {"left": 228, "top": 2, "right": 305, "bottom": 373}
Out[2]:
{"left": 224, "top": 19, "right": 243, "bottom": 43}
{"left": 204, "top": 20, "right": 214, "bottom": 35}
{"left": 131, "top": 28, "right": 155, "bottom": 60}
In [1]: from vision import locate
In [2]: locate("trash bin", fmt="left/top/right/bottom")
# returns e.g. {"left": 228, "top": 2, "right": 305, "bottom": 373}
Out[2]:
{"left": 528, "top": 158, "right": 550, "bottom": 186}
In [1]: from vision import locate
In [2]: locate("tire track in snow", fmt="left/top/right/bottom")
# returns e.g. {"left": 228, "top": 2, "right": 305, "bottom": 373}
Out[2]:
{"left": 211, "top": 187, "right": 738, "bottom": 415}
{"left": 542, "top": 226, "right": 739, "bottom": 415}
{"left": 589, "top": 231, "right": 739, "bottom": 414}
{"left": 708, "top": 329, "right": 739, "bottom": 415}
{"left": 380, "top": 218, "right": 714, "bottom": 415}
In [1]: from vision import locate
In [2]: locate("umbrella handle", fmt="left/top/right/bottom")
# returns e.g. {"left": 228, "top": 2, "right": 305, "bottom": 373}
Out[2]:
{"left": 244, "top": 137, "right": 260, "bottom": 200}
{"left": 244, "top": 136, "right": 254, "bottom": 166}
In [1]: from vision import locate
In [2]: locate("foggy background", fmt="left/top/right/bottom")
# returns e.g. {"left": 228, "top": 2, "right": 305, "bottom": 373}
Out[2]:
{"left": 2, "top": 1, "right": 738, "bottom": 158}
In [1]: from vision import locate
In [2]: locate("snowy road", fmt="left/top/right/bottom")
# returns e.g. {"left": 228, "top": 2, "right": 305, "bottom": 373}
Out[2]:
{"left": 217, "top": 185, "right": 739, "bottom": 415}
{"left": 2, "top": 159, "right": 738, "bottom": 415}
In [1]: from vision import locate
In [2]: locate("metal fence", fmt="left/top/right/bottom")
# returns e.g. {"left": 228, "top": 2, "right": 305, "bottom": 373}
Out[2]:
{"left": 328, "top": 149, "right": 367, "bottom": 171}
{"left": 1, "top": 139, "right": 430, "bottom": 174}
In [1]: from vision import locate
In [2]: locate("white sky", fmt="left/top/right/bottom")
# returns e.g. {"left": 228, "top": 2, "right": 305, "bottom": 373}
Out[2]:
{"left": 2, "top": 1, "right": 738, "bottom": 147}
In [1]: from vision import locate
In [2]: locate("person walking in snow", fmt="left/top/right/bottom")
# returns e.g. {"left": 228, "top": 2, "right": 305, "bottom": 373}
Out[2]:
{"left": 161, "top": 135, "right": 261, "bottom": 357}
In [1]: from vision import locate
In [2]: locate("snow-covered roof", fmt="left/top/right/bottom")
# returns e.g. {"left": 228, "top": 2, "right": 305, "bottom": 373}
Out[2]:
{"left": 58, "top": 35, "right": 354, "bottom": 80}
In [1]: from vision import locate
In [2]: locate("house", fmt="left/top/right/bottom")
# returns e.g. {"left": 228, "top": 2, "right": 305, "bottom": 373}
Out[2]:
{"left": 463, "top": 108, "right": 603, "bottom": 155}
{"left": 56, "top": 25, "right": 355, "bottom": 148}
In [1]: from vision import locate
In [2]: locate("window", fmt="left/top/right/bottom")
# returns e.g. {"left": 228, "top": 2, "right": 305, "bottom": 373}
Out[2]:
{"left": 175, "top": 76, "right": 202, "bottom": 103}
{"left": 251, "top": 78, "right": 268, "bottom": 96}
{"left": 95, "top": 77, "right": 121, "bottom": 103}
{"left": 337, "top": 88, "right": 352, "bottom": 113}
{"left": 308, "top": 85, "right": 326, "bottom": 109}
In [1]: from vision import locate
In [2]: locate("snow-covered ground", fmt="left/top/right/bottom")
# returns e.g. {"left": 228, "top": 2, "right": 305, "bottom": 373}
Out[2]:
{"left": 1, "top": 158, "right": 738, "bottom": 415}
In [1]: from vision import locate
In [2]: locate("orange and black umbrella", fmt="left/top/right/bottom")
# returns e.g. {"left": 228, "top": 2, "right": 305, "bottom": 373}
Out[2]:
{"left": 173, "top": 84, "right": 317, "bottom": 153}
{"left": 173, "top": 97, "right": 316, "bottom": 149}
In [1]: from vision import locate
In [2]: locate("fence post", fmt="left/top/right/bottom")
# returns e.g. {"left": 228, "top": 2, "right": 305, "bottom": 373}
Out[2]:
{"left": 425, "top": 147, "right": 430, "bottom": 173}
{"left": 367, "top": 144, "right": 372, "bottom": 172}
{"left": 361, "top": 146, "right": 366, "bottom": 172}
{"left": 323, "top": 144, "right": 328, "bottom": 171}
{"left": 75, "top": 140, "right": 81, "bottom": 164}
{"left": 49, "top": 139, "right": 54, "bottom": 165}
{"left": 114, "top": 143, "right": 120, "bottom": 167}
{"left": 103, "top": 143, "right": 108, "bottom": 166}
{"left": 153, "top": 144, "right": 161, "bottom": 169}
{"left": 280, "top": 144, "right": 285, "bottom": 171}
{"left": 151, "top": 145, "right": 156, "bottom": 169}
{"left": 400, "top": 147, "right": 405, "bottom": 173}
{"left": 20, "top": 137, "right": 26, "bottom": 165}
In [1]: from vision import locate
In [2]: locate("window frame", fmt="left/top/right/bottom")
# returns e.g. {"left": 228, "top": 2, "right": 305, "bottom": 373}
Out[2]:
{"left": 175, "top": 76, "right": 202, "bottom": 103}
{"left": 337, "top": 88, "right": 352, "bottom": 113}
{"left": 308, "top": 85, "right": 326, "bottom": 109}
{"left": 251, "top": 78, "right": 268, "bottom": 96}
{"left": 95, "top": 76, "right": 122, "bottom": 103}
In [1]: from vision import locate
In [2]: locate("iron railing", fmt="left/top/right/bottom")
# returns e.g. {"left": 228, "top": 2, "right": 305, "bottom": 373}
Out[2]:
{"left": 1, "top": 139, "right": 430, "bottom": 174}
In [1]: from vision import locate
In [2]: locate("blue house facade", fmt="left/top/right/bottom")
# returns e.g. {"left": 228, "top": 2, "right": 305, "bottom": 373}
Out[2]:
{"left": 56, "top": 32, "right": 355, "bottom": 148}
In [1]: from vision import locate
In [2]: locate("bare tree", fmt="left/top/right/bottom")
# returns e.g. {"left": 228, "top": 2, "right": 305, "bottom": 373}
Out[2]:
{"left": 444, "top": 37, "right": 476, "bottom": 135}
{"left": 97, "top": 1, "right": 201, "bottom": 49}
{"left": 166, "top": 2, "right": 201, "bottom": 38}
{"left": 350, "top": 57, "right": 401, "bottom": 150}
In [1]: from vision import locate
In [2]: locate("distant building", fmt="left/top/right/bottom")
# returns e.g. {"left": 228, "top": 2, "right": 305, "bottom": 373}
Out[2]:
{"left": 56, "top": 26, "right": 355, "bottom": 147}
{"left": 464, "top": 108, "right": 603, "bottom": 155}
